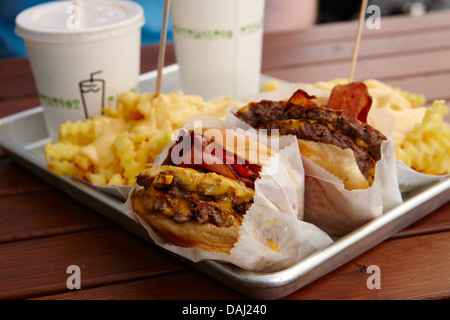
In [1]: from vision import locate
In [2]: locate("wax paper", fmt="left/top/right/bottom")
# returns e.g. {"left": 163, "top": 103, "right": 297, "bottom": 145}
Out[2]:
{"left": 122, "top": 116, "right": 333, "bottom": 272}
{"left": 227, "top": 83, "right": 403, "bottom": 236}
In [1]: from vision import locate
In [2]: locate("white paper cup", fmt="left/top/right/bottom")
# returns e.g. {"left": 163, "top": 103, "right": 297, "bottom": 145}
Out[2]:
{"left": 171, "top": 0, "right": 265, "bottom": 101}
{"left": 15, "top": 0, "right": 145, "bottom": 140}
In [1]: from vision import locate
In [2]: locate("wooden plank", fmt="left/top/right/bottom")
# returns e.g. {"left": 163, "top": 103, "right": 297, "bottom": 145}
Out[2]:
{"left": 0, "top": 190, "right": 113, "bottom": 244}
{"left": 0, "top": 96, "right": 40, "bottom": 118}
{"left": 350, "top": 48, "right": 450, "bottom": 82}
{"left": 30, "top": 230, "right": 450, "bottom": 300}
{"left": 33, "top": 271, "right": 246, "bottom": 300}
{"left": 263, "top": 27, "right": 450, "bottom": 69}
{"left": 283, "top": 231, "right": 450, "bottom": 300}
{"left": 385, "top": 73, "right": 450, "bottom": 104}
{"left": 0, "top": 58, "right": 37, "bottom": 101}
{"left": 140, "top": 43, "right": 176, "bottom": 75}
{"left": 0, "top": 158, "right": 50, "bottom": 196}
{"left": 392, "top": 201, "right": 450, "bottom": 239}
{"left": 263, "top": 9, "right": 450, "bottom": 50}
{"left": 0, "top": 57, "right": 34, "bottom": 83}
{"left": 0, "top": 228, "right": 189, "bottom": 299}
{"left": 264, "top": 48, "right": 450, "bottom": 88}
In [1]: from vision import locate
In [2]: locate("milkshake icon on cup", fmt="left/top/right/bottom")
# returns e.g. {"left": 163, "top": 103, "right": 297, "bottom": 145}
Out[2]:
{"left": 79, "top": 70, "right": 105, "bottom": 119}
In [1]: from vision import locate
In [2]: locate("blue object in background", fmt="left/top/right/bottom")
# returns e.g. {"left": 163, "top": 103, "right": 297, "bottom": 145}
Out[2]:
{"left": 0, "top": 0, "right": 172, "bottom": 58}
{"left": 138, "top": 0, "right": 173, "bottom": 45}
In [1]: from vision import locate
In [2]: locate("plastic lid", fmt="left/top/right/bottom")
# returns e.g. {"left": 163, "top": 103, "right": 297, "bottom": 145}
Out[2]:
{"left": 15, "top": 0, "right": 145, "bottom": 43}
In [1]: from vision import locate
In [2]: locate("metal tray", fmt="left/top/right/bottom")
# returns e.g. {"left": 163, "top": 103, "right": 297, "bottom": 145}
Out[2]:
{"left": 1, "top": 65, "right": 449, "bottom": 300}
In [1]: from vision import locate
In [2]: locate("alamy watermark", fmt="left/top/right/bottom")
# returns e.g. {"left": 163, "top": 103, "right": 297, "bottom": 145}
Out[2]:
{"left": 66, "top": 4, "right": 383, "bottom": 31}
{"left": 367, "top": 5, "right": 382, "bottom": 30}
{"left": 169, "top": 121, "right": 280, "bottom": 173}
{"left": 64, "top": 263, "right": 381, "bottom": 291}
{"left": 366, "top": 264, "right": 381, "bottom": 289}
{"left": 66, "top": 265, "right": 81, "bottom": 290}
{"left": 66, "top": 4, "right": 83, "bottom": 30}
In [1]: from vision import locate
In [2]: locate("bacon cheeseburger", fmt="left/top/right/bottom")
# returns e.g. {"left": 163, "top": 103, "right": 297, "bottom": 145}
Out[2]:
{"left": 130, "top": 128, "right": 275, "bottom": 254}
{"left": 233, "top": 82, "right": 386, "bottom": 190}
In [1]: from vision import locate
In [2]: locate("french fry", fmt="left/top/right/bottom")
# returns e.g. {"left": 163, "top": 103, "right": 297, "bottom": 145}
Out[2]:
{"left": 45, "top": 91, "right": 239, "bottom": 186}
{"left": 396, "top": 100, "right": 450, "bottom": 175}
{"left": 313, "top": 79, "right": 449, "bottom": 175}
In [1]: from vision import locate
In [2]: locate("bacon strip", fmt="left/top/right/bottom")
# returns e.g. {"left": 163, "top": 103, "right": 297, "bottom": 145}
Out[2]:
{"left": 163, "top": 131, "right": 261, "bottom": 188}
{"left": 288, "top": 89, "right": 318, "bottom": 107}
{"left": 326, "top": 82, "right": 372, "bottom": 123}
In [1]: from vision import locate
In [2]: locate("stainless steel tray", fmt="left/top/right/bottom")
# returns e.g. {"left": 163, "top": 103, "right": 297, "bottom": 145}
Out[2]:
{"left": 1, "top": 65, "right": 449, "bottom": 300}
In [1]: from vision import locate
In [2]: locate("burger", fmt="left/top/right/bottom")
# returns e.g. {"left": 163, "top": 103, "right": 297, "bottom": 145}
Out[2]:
{"left": 130, "top": 128, "right": 275, "bottom": 254}
{"left": 233, "top": 82, "right": 387, "bottom": 190}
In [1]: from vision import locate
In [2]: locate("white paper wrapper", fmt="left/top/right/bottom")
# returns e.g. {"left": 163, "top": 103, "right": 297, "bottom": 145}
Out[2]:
{"left": 227, "top": 83, "right": 404, "bottom": 236}
{"left": 122, "top": 116, "right": 333, "bottom": 272}
{"left": 300, "top": 134, "right": 401, "bottom": 235}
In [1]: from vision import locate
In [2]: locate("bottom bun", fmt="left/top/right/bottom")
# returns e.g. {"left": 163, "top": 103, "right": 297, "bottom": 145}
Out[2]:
{"left": 298, "top": 139, "right": 370, "bottom": 190}
{"left": 131, "top": 192, "right": 240, "bottom": 254}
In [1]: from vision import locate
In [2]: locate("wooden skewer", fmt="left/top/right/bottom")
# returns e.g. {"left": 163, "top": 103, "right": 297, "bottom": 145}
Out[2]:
{"left": 349, "top": 0, "right": 368, "bottom": 83}
{"left": 155, "top": 0, "right": 172, "bottom": 96}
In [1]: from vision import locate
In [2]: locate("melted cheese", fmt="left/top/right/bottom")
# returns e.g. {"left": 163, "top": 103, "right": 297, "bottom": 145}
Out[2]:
{"left": 143, "top": 188, "right": 192, "bottom": 217}
{"left": 136, "top": 165, "right": 253, "bottom": 226}
{"left": 78, "top": 132, "right": 117, "bottom": 168}
{"left": 267, "top": 239, "right": 280, "bottom": 252}
{"left": 141, "top": 185, "right": 243, "bottom": 225}
{"left": 142, "top": 165, "right": 254, "bottom": 205}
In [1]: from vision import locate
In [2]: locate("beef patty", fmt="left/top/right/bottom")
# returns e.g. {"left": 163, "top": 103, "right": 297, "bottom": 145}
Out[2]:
{"left": 234, "top": 99, "right": 386, "bottom": 181}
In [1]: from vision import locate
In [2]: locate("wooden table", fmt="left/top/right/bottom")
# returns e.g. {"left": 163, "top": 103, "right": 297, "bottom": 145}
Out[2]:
{"left": 1, "top": 9, "right": 449, "bottom": 301}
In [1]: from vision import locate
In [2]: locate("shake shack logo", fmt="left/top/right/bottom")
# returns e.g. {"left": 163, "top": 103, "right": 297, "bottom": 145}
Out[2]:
{"left": 173, "top": 20, "right": 263, "bottom": 40}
